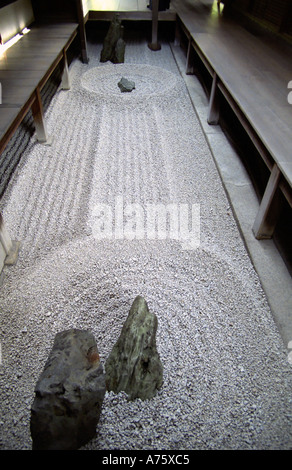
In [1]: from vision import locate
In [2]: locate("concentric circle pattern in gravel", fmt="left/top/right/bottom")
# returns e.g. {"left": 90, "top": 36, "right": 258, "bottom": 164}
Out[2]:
{"left": 81, "top": 63, "right": 179, "bottom": 103}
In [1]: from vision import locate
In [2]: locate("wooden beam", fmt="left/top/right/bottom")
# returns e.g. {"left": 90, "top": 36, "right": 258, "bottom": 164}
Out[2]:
{"left": 174, "top": 17, "right": 181, "bottom": 46}
{"left": 207, "top": 72, "right": 220, "bottom": 125}
{"left": 0, "top": 213, "right": 20, "bottom": 271}
{"left": 0, "top": 213, "right": 12, "bottom": 257}
{"left": 186, "top": 37, "right": 195, "bottom": 74}
{"left": 61, "top": 48, "right": 71, "bottom": 90}
{"left": 252, "top": 164, "right": 282, "bottom": 239}
{"left": 76, "top": 0, "right": 88, "bottom": 63}
{"left": 88, "top": 10, "right": 176, "bottom": 22}
{"left": 31, "top": 87, "right": 49, "bottom": 143}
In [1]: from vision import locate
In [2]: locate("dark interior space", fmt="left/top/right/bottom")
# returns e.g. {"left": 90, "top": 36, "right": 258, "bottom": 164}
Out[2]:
{"left": 30, "top": 0, "right": 79, "bottom": 23}
{"left": 85, "top": 18, "right": 176, "bottom": 45}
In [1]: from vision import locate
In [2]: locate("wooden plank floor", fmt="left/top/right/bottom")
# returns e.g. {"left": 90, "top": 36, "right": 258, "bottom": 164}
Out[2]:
{"left": 0, "top": 22, "right": 78, "bottom": 151}
{"left": 172, "top": 0, "right": 292, "bottom": 188}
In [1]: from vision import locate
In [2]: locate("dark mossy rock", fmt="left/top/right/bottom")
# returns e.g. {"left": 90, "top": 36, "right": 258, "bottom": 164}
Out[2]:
{"left": 30, "top": 329, "right": 106, "bottom": 450}
{"left": 105, "top": 296, "right": 163, "bottom": 400}
{"left": 100, "top": 14, "right": 125, "bottom": 64}
{"left": 113, "top": 37, "right": 126, "bottom": 64}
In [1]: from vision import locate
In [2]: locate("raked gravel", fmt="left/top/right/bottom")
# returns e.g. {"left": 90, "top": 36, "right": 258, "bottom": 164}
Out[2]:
{"left": 0, "top": 35, "right": 291, "bottom": 450}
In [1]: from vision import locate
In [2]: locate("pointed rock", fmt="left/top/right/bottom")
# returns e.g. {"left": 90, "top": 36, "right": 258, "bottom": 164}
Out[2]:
{"left": 100, "top": 14, "right": 125, "bottom": 64}
{"left": 105, "top": 296, "right": 163, "bottom": 400}
{"left": 113, "top": 37, "right": 126, "bottom": 64}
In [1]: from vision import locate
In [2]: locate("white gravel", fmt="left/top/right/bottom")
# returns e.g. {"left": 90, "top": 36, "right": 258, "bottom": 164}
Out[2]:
{"left": 0, "top": 35, "right": 291, "bottom": 450}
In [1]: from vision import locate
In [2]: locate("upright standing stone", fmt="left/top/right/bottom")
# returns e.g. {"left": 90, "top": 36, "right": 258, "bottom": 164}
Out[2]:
{"left": 105, "top": 296, "right": 163, "bottom": 400}
{"left": 114, "top": 36, "right": 126, "bottom": 64}
{"left": 30, "top": 329, "right": 106, "bottom": 450}
{"left": 100, "top": 14, "right": 125, "bottom": 64}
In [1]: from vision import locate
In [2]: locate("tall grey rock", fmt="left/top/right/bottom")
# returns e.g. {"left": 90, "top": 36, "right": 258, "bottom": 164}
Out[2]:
{"left": 115, "top": 37, "right": 126, "bottom": 63}
{"left": 30, "top": 329, "right": 106, "bottom": 450}
{"left": 100, "top": 14, "right": 125, "bottom": 64}
{"left": 105, "top": 296, "right": 163, "bottom": 400}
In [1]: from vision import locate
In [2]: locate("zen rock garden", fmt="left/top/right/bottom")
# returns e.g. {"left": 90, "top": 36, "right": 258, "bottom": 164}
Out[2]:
{"left": 30, "top": 296, "right": 163, "bottom": 450}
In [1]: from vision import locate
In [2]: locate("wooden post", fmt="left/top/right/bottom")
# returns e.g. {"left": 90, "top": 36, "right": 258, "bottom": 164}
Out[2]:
{"left": 76, "top": 0, "right": 89, "bottom": 64}
{"left": 31, "top": 87, "right": 49, "bottom": 143}
{"left": 148, "top": 0, "right": 161, "bottom": 51}
{"left": 0, "top": 213, "right": 19, "bottom": 272}
{"left": 0, "top": 213, "right": 12, "bottom": 257}
{"left": 207, "top": 72, "right": 220, "bottom": 125}
{"left": 174, "top": 17, "right": 181, "bottom": 46}
{"left": 252, "top": 163, "right": 281, "bottom": 239}
{"left": 61, "top": 49, "right": 71, "bottom": 90}
{"left": 186, "top": 37, "right": 194, "bottom": 74}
